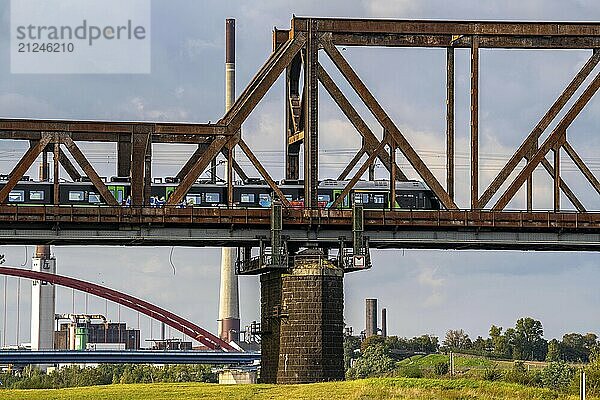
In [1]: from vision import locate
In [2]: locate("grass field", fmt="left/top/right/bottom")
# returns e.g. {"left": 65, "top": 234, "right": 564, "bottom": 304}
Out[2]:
{"left": 1, "top": 378, "right": 596, "bottom": 400}
{"left": 397, "top": 354, "right": 548, "bottom": 373}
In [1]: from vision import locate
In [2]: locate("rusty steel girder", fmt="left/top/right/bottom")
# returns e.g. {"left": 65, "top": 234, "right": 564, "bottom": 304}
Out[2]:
{"left": 1, "top": 17, "right": 599, "bottom": 213}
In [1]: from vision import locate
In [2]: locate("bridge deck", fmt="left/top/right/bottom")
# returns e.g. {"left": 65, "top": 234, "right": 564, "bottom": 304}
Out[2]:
{"left": 0, "top": 350, "right": 260, "bottom": 365}
{"left": 0, "top": 206, "right": 598, "bottom": 251}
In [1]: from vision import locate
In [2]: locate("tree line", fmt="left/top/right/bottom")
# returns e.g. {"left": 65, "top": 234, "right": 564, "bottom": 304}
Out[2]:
{"left": 441, "top": 317, "right": 598, "bottom": 363}
{"left": 0, "top": 364, "right": 216, "bottom": 390}
{"left": 344, "top": 316, "right": 600, "bottom": 394}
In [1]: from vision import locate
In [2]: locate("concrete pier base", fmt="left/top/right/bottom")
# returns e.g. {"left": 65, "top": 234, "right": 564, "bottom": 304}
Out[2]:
{"left": 260, "top": 249, "right": 344, "bottom": 384}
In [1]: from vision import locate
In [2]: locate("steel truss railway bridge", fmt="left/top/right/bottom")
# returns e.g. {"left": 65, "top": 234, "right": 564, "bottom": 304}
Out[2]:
{"left": 0, "top": 17, "right": 599, "bottom": 383}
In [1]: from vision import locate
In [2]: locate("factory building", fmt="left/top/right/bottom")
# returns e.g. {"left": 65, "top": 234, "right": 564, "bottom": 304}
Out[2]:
{"left": 54, "top": 321, "right": 140, "bottom": 350}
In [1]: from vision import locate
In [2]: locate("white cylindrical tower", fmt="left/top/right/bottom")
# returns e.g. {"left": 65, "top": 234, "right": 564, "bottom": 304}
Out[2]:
{"left": 31, "top": 154, "right": 56, "bottom": 355}
{"left": 31, "top": 245, "right": 56, "bottom": 351}
{"left": 218, "top": 18, "right": 240, "bottom": 343}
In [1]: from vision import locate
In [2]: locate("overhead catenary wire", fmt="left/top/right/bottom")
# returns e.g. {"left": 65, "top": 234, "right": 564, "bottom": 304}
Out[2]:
{"left": 168, "top": 247, "right": 176, "bottom": 275}
{"left": 20, "top": 246, "right": 27, "bottom": 267}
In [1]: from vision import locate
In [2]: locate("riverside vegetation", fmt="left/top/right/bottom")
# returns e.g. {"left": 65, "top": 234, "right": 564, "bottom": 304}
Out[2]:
{"left": 2, "top": 316, "right": 599, "bottom": 399}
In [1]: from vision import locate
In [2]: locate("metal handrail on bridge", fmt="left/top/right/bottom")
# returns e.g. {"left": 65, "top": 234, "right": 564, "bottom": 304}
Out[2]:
{"left": 0, "top": 204, "right": 598, "bottom": 230}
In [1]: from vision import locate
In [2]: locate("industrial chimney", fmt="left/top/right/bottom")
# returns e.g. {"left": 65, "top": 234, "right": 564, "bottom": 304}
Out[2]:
{"left": 31, "top": 155, "right": 56, "bottom": 353}
{"left": 218, "top": 18, "right": 240, "bottom": 343}
{"left": 365, "top": 298, "right": 377, "bottom": 338}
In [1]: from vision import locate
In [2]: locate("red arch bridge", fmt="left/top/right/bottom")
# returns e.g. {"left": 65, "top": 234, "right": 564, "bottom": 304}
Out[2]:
{"left": 0, "top": 266, "right": 237, "bottom": 352}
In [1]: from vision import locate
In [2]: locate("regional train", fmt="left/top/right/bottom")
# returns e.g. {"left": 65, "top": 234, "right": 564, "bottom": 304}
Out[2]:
{"left": 0, "top": 176, "right": 440, "bottom": 210}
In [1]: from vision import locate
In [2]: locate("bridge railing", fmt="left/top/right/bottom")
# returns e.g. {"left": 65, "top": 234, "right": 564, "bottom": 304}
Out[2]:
{"left": 0, "top": 204, "right": 599, "bottom": 230}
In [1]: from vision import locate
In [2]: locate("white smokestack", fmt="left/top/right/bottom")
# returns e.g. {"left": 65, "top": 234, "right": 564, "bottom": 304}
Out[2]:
{"left": 31, "top": 247, "right": 55, "bottom": 351}
{"left": 218, "top": 18, "right": 240, "bottom": 343}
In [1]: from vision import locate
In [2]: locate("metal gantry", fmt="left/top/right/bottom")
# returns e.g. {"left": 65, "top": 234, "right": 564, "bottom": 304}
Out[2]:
{"left": 0, "top": 18, "right": 599, "bottom": 250}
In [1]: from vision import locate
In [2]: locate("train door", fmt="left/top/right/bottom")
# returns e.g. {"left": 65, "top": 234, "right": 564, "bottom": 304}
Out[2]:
{"left": 108, "top": 185, "right": 125, "bottom": 204}
{"left": 332, "top": 189, "right": 350, "bottom": 208}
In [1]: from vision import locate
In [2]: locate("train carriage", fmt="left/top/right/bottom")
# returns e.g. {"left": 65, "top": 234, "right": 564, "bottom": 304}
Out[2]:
{"left": 0, "top": 177, "right": 440, "bottom": 210}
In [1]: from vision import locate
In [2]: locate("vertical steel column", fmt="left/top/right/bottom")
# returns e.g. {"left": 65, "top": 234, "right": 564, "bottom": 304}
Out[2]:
{"left": 304, "top": 19, "right": 319, "bottom": 208}
{"left": 471, "top": 36, "right": 479, "bottom": 209}
{"left": 554, "top": 145, "right": 561, "bottom": 212}
{"left": 352, "top": 204, "right": 364, "bottom": 253}
{"left": 144, "top": 137, "right": 152, "bottom": 203}
{"left": 210, "top": 159, "right": 217, "bottom": 183}
{"left": 526, "top": 174, "right": 533, "bottom": 211}
{"left": 285, "top": 54, "right": 302, "bottom": 181}
{"left": 285, "top": 66, "right": 293, "bottom": 180}
{"left": 527, "top": 143, "right": 536, "bottom": 211}
{"left": 117, "top": 135, "right": 132, "bottom": 178}
{"left": 40, "top": 150, "right": 49, "bottom": 181}
{"left": 271, "top": 202, "right": 283, "bottom": 265}
{"left": 446, "top": 47, "right": 455, "bottom": 200}
{"left": 131, "top": 131, "right": 146, "bottom": 205}
{"left": 389, "top": 135, "right": 396, "bottom": 209}
{"left": 227, "top": 145, "right": 233, "bottom": 206}
{"left": 366, "top": 137, "right": 375, "bottom": 180}
{"left": 53, "top": 138, "right": 60, "bottom": 205}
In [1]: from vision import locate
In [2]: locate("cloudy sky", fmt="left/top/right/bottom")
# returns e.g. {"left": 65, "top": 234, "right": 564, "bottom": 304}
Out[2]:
{"left": 1, "top": 0, "right": 600, "bottom": 347}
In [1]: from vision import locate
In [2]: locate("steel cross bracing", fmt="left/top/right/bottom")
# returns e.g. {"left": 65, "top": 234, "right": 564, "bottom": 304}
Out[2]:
{"left": 0, "top": 17, "right": 600, "bottom": 250}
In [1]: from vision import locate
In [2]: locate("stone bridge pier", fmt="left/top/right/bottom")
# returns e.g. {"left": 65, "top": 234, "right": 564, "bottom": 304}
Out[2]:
{"left": 260, "top": 249, "right": 345, "bottom": 384}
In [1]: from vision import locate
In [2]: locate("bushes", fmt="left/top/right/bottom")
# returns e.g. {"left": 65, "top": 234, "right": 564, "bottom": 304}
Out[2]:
{"left": 503, "top": 361, "right": 541, "bottom": 386}
{"left": 396, "top": 365, "right": 423, "bottom": 378}
{"left": 540, "top": 361, "right": 575, "bottom": 392}
{"left": 346, "top": 343, "right": 396, "bottom": 379}
{"left": 584, "top": 351, "right": 600, "bottom": 396}
{"left": 433, "top": 362, "right": 449, "bottom": 376}
{"left": 0, "top": 364, "right": 216, "bottom": 390}
{"left": 482, "top": 365, "right": 503, "bottom": 381}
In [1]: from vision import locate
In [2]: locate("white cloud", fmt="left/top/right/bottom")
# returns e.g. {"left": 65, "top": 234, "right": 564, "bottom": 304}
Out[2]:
{"left": 127, "top": 97, "right": 189, "bottom": 121}
{"left": 0, "top": 93, "right": 62, "bottom": 119}
{"left": 181, "top": 38, "right": 220, "bottom": 59}
{"left": 417, "top": 266, "right": 445, "bottom": 308}
{"left": 363, "top": 0, "right": 421, "bottom": 17}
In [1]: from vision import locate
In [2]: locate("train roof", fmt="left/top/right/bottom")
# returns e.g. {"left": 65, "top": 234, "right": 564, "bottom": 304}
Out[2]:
{"left": 1, "top": 178, "right": 433, "bottom": 191}
{"left": 319, "top": 179, "right": 430, "bottom": 191}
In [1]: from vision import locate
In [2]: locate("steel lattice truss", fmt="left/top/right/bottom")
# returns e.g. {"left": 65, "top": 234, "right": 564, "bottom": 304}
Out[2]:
{"left": 1, "top": 17, "right": 600, "bottom": 213}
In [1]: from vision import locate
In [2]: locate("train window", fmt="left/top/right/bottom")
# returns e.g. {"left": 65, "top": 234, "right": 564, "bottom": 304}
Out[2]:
{"left": 240, "top": 193, "right": 255, "bottom": 203}
{"left": 318, "top": 194, "right": 331, "bottom": 202}
{"left": 374, "top": 194, "right": 385, "bottom": 204}
{"left": 259, "top": 194, "right": 271, "bottom": 207}
{"left": 8, "top": 190, "right": 25, "bottom": 202}
{"left": 186, "top": 194, "right": 202, "bottom": 205}
{"left": 205, "top": 193, "right": 220, "bottom": 203}
{"left": 89, "top": 193, "right": 101, "bottom": 203}
{"left": 29, "top": 190, "right": 45, "bottom": 201}
{"left": 68, "top": 191, "right": 85, "bottom": 201}
{"left": 354, "top": 193, "right": 369, "bottom": 204}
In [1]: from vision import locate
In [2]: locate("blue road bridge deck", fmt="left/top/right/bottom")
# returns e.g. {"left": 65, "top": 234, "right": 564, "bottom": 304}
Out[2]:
{"left": 0, "top": 350, "right": 260, "bottom": 365}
